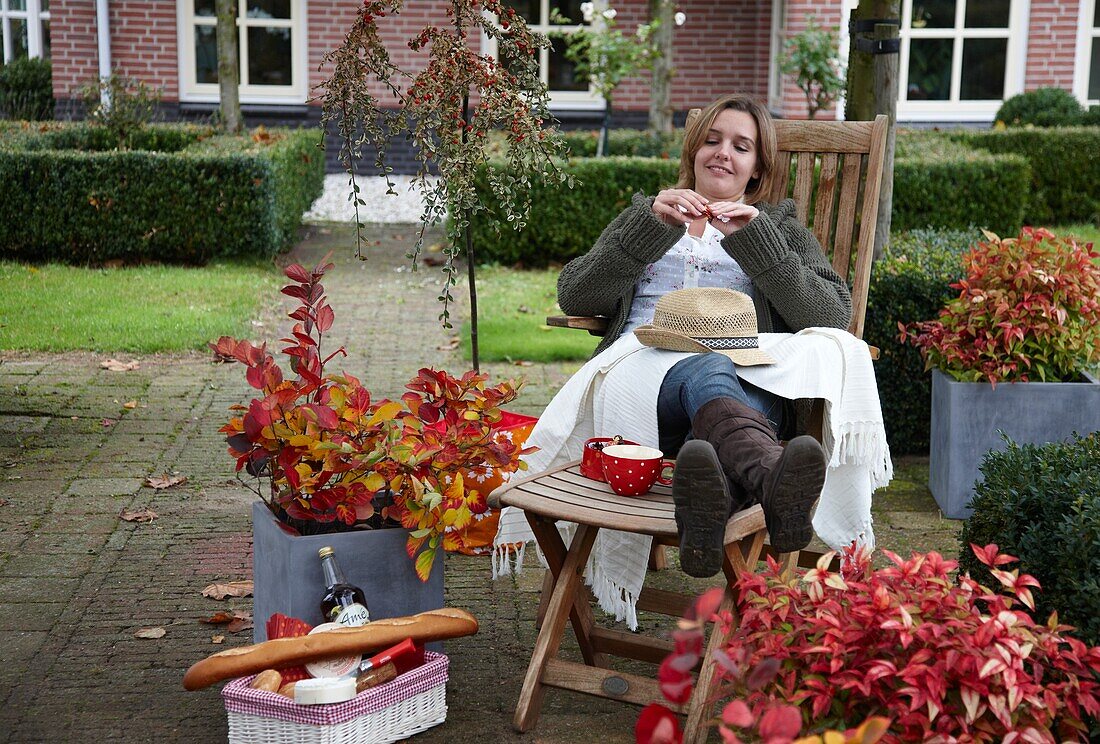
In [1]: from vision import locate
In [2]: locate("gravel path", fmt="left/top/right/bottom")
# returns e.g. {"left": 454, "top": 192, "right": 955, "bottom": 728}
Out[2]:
{"left": 304, "top": 173, "right": 438, "bottom": 224}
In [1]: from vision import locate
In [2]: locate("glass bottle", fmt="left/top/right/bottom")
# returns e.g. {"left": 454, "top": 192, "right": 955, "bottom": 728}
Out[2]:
{"left": 317, "top": 546, "right": 370, "bottom": 626}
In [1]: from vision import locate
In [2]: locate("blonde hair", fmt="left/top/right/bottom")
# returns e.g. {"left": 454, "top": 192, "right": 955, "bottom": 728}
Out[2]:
{"left": 675, "top": 94, "right": 777, "bottom": 205}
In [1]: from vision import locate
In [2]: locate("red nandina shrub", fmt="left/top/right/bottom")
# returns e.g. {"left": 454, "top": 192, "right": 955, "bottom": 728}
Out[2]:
{"left": 716, "top": 544, "right": 1100, "bottom": 742}
{"left": 900, "top": 227, "right": 1100, "bottom": 385}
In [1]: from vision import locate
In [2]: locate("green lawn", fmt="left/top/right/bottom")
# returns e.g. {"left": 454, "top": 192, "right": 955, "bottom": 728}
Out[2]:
{"left": 462, "top": 265, "right": 599, "bottom": 363}
{"left": 0, "top": 260, "right": 279, "bottom": 352}
{"left": 1056, "top": 222, "right": 1100, "bottom": 245}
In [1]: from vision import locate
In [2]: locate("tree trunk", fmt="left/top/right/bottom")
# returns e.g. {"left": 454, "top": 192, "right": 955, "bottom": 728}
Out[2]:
{"left": 647, "top": 0, "right": 673, "bottom": 133}
{"left": 597, "top": 102, "right": 611, "bottom": 157}
{"left": 462, "top": 92, "right": 479, "bottom": 372}
{"left": 872, "top": 22, "right": 898, "bottom": 261}
{"left": 845, "top": 0, "right": 898, "bottom": 122}
{"left": 216, "top": 0, "right": 242, "bottom": 134}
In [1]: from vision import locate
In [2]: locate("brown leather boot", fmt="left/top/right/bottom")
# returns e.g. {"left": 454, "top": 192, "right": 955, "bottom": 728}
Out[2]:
{"left": 691, "top": 397, "right": 826, "bottom": 553}
{"left": 670, "top": 440, "right": 730, "bottom": 578}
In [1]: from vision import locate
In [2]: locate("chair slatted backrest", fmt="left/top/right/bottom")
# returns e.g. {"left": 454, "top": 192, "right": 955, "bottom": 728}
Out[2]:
{"left": 686, "top": 110, "right": 888, "bottom": 339}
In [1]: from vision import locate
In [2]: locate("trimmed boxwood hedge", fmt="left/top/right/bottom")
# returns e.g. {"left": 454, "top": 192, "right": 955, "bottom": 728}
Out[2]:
{"left": 0, "top": 123, "right": 324, "bottom": 264}
{"left": 959, "top": 433, "right": 1100, "bottom": 645}
{"left": 864, "top": 228, "right": 974, "bottom": 455}
{"left": 892, "top": 131, "right": 1030, "bottom": 234}
{"left": 470, "top": 156, "right": 677, "bottom": 267}
{"left": 950, "top": 127, "right": 1100, "bottom": 225}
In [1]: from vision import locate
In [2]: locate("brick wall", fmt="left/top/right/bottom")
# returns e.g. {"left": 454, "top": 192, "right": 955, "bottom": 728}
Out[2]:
{"left": 1024, "top": 0, "right": 1082, "bottom": 90}
{"left": 50, "top": 0, "right": 99, "bottom": 99}
{"left": 775, "top": 1, "right": 842, "bottom": 120}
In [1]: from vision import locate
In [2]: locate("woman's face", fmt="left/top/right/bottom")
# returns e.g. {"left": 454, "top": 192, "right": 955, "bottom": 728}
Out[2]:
{"left": 692, "top": 109, "right": 761, "bottom": 202}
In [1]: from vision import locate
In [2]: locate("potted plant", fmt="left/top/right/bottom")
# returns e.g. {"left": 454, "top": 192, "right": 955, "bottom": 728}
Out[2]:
{"left": 900, "top": 227, "right": 1100, "bottom": 518}
{"left": 211, "top": 256, "right": 532, "bottom": 639}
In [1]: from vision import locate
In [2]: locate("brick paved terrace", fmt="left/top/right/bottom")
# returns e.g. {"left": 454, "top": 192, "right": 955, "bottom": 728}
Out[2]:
{"left": 0, "top": 225, "right": 959, "bottom": 743}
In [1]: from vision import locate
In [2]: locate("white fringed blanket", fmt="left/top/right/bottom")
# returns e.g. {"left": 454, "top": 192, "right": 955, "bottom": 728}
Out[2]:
{"left": 492, "top": 329, "right": 892, "bottom": 630}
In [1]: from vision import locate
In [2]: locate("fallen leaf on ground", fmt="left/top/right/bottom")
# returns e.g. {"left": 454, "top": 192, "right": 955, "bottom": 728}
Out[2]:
{"left": 421, "top": 255, "right": 445, "bottom": 267}
{"left": 122, "top": 400, "right": 138, "bottom": 409}
{"left": 513, "top": 360, "right": 534, "bottom": 367}
{"left": 144, "top": 473, "right": 187, "bottom": 490}
{"left": 202, "top": 581, "right": 254, "bottom": 600}
{"left": 211, "top": 635, "right": 225, "bottom": 644}
{"left": 0, "top": 498, "right": 8, "bottom": 507}
{"left": 134, "top": 627, "right": 166, "bottom": 639}
{"left": 517, "top": 305, "right": 531, "bottom": 314}
{"left": 120, "top": 507, "right": 158, "bottom": 523}
{"left": 228, "top": 615, "right": 254, "bottom": 633}
{"left": 436, "top": 337, "right": 460, "bottom": 351}
{"left": 101, "top": 358, "right": 140, "bottom": 372}
{"left": 101, "top": 418, "right": 116, "bottom": 427}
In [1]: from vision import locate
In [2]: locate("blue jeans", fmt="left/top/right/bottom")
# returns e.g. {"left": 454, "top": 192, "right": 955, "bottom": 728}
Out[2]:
{"left": 656, "top": 353, "right": 785, "bottom": 458}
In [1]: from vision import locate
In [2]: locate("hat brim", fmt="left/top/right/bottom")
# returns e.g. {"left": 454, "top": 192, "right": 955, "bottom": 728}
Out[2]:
{"left": 634, "top": 326, "right": 775, "bottom": 366}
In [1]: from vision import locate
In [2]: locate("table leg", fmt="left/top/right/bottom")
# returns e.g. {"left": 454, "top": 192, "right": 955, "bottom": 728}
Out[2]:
{"left": 513, "top": 522, "right": 599, "bottom": 732}
{"left": 526, "top": 515, "right": 609, "bottom": 669}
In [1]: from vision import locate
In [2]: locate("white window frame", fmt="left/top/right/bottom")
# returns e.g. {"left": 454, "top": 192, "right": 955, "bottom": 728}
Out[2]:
{"left": 897, "top": 0, "right": 1029, "bottom": 122}
{"left": 481, "top": 1, "right": 603, "bottom": 110}
{"left": 1, "top": 0, "right": 50, "bottom": 62}
{"left": 177, "top": 0, "right": 307, "bottom": 104}
{"left": 1073, "top": 0, "right": 1099, "bottom": 107}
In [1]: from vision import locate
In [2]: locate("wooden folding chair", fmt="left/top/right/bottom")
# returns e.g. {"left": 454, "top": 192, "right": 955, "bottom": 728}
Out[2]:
{"left": 491, "top": 113, "right": 889, "bottom": 744}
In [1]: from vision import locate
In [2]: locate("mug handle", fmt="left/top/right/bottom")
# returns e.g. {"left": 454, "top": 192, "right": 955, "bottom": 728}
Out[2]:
{"left": 656, "top": 461, "right": 675, "bottom": 486}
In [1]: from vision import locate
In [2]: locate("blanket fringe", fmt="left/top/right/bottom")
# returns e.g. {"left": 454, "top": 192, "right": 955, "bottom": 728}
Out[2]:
{"left": 491, "top": 540, "right": 527, "bottom": 579}
{"left": 828, "top": 418, "right": 894, "bottom": 489}
{"left": 588, "top": 559, "right": 639, "bottom": 631}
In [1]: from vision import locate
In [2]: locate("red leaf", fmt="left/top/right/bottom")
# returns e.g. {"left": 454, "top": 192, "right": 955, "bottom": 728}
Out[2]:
{"left": 317, "top": 304, "right": 335, "bottom": 333}
{"left": 635, "top": 703, "right": 682, "bottom": 744}
{"left": 757, "top": 705, "right": 801, "bottom": 740}
{"left": 284, "top": 264, "right": 311, "bottom": 283}
{"left": 721, "top": 700, "right": 754, "bottom": 729}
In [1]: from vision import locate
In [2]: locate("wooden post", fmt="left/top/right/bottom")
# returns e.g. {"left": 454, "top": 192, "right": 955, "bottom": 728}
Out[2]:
{"left": 215, "top": 0, "right": 242, "bottom": 133}
{"left": 647, "top": 0, "right": 673, "bottom": 134}
{"left": 872, "top": 22, "right": 898, "bottom": 260}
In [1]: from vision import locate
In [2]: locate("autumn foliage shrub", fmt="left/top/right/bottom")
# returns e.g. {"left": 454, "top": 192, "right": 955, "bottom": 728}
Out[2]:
{"left": 901, "top": 227, "right": 1100, "bottom": 384}
{"left": 702, "top": 545, "right": 1100, "bottom": 742}
{"left": 213, "top": 257, "right": 532, "bottom": 578}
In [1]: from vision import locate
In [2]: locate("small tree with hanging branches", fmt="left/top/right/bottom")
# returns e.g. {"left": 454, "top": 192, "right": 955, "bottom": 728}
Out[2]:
{"left": 319, "top": 0, "right": 572, "bottom": 371}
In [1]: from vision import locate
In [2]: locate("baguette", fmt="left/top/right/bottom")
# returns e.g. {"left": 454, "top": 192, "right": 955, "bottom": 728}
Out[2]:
{"left": 183, "top": 607, "right": 477, "bottom": 691}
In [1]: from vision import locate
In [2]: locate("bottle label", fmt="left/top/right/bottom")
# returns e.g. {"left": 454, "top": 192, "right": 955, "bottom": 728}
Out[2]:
{"left": 333, "top": 603, "right": 370, "bottom": 627}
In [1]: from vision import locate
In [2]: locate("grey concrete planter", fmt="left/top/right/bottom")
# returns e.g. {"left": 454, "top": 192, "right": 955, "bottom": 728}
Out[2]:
{"left": 251, "top": 501, "right": 444, "bottom": 642}
{"left": 929, "top": 369, "right": 1100, "bottom": 519}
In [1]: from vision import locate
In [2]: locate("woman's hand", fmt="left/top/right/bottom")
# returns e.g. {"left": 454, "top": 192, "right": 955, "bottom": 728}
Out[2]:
{"left": 652, "top": 189, "right": 710, "bottom": 227}
{"left": 706, "top": 202, "right": 759, "bottom": 237}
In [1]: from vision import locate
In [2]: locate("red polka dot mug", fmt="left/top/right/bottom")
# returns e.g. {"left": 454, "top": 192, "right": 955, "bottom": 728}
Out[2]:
{"left": 580, "top": 436, "right": 639, "bottom": 482}
{"left": 600, "top": 444, "right": 675, "bottom": 497}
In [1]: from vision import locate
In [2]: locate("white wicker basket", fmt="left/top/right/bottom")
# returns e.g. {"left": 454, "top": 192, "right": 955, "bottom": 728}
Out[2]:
{"left": 223, "top": 652, "right": 448, "bottom": 744}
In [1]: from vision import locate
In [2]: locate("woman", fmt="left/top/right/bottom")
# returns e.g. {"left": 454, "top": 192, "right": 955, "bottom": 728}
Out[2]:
{"left": 556, "top": 94, "right": 852, "bottom": 578}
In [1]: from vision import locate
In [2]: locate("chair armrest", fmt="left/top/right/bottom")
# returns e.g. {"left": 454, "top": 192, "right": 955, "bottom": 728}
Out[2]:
{"left": 546, "top": 315, "right": 609, "bottom": 337}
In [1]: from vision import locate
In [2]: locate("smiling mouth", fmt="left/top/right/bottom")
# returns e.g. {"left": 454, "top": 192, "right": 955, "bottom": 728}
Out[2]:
{"left": 707, "top": 165, "right": 733, "bottom": 175}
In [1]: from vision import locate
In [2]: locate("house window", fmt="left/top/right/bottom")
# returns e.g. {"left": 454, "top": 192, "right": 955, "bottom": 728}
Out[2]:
{"left": 898, "top": 0, "right": 1026, "bottom": 120}
{"left": 487, "top": 0, "right": 601, "bottom": 109}
{"left": 0, "top": 0, "right": 50, "bottom": 62}
{"left": 177, "top": 0, "right": 306, "bottom": 104}
{"left": 1075, "top": 0, "right": 1100, "bottom": 105}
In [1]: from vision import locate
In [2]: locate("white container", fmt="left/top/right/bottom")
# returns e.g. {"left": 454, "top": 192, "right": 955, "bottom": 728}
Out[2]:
{"left": 222, "top": 652, "right": 448, "bottom": 744}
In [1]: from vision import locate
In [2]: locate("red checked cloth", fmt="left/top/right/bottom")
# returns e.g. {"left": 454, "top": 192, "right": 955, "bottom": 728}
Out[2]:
{"left": 222, "top": 652, "right": 447, "bottom": 726}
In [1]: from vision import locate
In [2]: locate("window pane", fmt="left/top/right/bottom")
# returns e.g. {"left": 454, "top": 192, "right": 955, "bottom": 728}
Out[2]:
{"left": 10, "top": 17, "right": 28, "bottom": 59}
{"left": 551, "top": 0, "right": 588, "bottom": 24}
{"left": 41, "top": 0, "right": 48, "bottom": 11}
{"left": 907, "top": 38, "right": 952, "bottom": 99}
{"left": 964, "top": 0, "right": 1009, "bottom": 28}
{"left": 960, "top": 38, "right": 1006, "bottom": 99}
{"left": 40, "top": 18, "right": 49, "bottom": 58}
{"left": 548, "top": 36, "right": 587, "bottom": 91}
{"left": 246, "top": 0, "right": 290, "bottom": 20}
{"left": 9, "top": 0, "right": 26, "bottom": 11}
{"left": 247, "top": 26, "right": 292, "bottom": 85}
{"left": 502, "top": 0, "right": 537, "bottom": 24}
{"left": 910, "top": 0, "right": 955, "bottom": 29}
{"left": 195, "top": 25, "right": 218, "bottom": 84}
{"left": 194, "top": 0, "right": 216, "bottom": 17}
{"left": 1090, "top": 38, "right": 1100, "bottom": 100}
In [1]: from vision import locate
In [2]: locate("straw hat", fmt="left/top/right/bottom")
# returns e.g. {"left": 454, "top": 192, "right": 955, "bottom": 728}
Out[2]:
{"left": 634, "top": 287, "right": 775, "bottom": 366}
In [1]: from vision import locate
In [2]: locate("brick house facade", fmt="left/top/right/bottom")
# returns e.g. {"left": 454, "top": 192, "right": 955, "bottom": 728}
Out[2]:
{"left": 14, "top": 0, "right": 1099, "bottom": 171}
